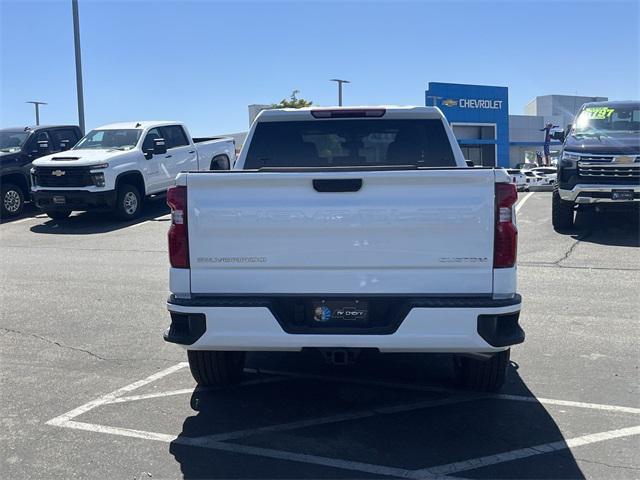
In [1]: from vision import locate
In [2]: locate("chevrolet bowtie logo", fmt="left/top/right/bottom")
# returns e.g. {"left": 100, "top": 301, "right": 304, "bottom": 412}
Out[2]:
{"left": 52, "top": 169, "right": 66, "bottom": 177}
{"left": 613, "top": 155, "right": 634, "bottom": 164}
{"left": 442, "top": 99, "right": 458, "bottom": 107}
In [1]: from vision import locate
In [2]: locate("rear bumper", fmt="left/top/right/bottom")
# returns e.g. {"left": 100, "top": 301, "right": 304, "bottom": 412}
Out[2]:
{"left": 558, "top": 185, "right": 640, "bottom": 204}
{"left": 165, "top": 295, "right": 523, "bottom": 353}
{"left": 32, "top": 189, "right": 117, "bottom": 211}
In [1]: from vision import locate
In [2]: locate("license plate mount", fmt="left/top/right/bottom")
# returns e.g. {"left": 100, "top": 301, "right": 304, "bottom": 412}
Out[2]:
{"left": 52, "top": 195, "right": 66, "bottom": 205}
{"left": 611, "top": 190, "right": 634, "bottom": 201}
{"left": 310, "top": 299, "right": 369, "bottom": 325}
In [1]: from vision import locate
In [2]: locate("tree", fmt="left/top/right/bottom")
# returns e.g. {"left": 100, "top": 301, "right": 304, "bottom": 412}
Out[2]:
{"left": 272, "top": 90, "right": 313, "bottom": 109}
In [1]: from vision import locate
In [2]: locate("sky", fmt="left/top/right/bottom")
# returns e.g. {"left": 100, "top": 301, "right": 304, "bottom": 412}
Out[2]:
{"left": 1, "top": 0, "right": 639, "bottom": 136}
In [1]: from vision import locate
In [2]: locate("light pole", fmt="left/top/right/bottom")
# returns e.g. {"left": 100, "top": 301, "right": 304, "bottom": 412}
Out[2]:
{"left": 72, "top": 0, "right": 85, "bottom": 134}
{"left": 330, "top": 79, "right": 350, "bottom": 106}
{"left": 26, "top": 101, "right": 47, "bottom": 125}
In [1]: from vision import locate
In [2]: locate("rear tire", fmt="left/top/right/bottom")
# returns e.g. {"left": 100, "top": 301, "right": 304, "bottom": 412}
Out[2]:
{"left": 210, "top": 154, "right": 230, "bottom": 171}
{"left": 455, "top": 349, "right": 510, "bottom": 392}
{"left": 46, "top": 210, "right": 72, "bottom": 221}
{"left": 115, "top": 184, "right": 142, "bottom": 220}
{"left": 187, "top": 350, "right": 245, "bottom": 386}
{"left": 1, "top": 182, "right": 24, "bottom": 218}
{"left": 552, "top": 186, "right": 574, "bottom": 232}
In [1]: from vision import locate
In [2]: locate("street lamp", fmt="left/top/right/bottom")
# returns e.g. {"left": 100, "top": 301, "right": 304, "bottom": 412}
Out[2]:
{"left": 72, "top": 0, "right": 85, "bottom": 134}
{"left": 26, "top": 101, "right": 47, "bottom": 125}
{"left": 330, "top": 79, "right": 350, "bottom": 107}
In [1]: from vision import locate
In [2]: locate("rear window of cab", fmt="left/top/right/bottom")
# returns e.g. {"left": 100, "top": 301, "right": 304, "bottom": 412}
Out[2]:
{"left": 245, "top": 119, "right": 456, "bottom": 168}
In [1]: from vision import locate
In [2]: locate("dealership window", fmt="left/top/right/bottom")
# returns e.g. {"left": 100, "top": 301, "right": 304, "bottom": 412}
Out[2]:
{"left": 459, "top": 145, "right": 496, "bottom": 167}
{"left": 452, "top": 125, "right": 495, "bottom": 140}
{"left": 452, "top": 124, "right": 497, "bottom": 167}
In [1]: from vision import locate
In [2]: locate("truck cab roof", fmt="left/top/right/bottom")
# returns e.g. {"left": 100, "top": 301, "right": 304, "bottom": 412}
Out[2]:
{"left": 96, "top": 121, "right": 182, "bottom": 130}
{"left": 581, "top": 100, "right": 639, "bottom": 109}
{"left": 0, "top": 125, "right": 80, "bottom": 133}
{"left": 256, "top": 106, "right": 446, "bottom": 122}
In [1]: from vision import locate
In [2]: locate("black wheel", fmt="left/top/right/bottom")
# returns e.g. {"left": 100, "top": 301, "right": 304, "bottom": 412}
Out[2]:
{"left": 46, "top": 210, "right": 72, "bottom": 220}
{"left": 210, "top": 155, "right": 230, "bottom": 171}
{"left": 1, "top": 182, "right": 24, "bottom": 218}
{"left": 455, "top": 349, "right": 510, "bottom": 392}
{"left": 552, "top": 186, "right": 574, "bottom": 232}
{"left": 187, "top": 350, "right": 245, "bottom": 386}
{"left": 115, "top": 184, "right": 142, "bottom": 220}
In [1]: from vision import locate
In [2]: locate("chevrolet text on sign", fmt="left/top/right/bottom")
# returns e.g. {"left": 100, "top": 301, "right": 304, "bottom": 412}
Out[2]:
{"left": 459, "top": 98, "right": 503, "bottom": 109}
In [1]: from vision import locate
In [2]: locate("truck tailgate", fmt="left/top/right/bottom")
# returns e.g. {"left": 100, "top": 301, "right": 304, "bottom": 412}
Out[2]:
{"left": 187, "top": 169, "right": 496, "bottom": 295}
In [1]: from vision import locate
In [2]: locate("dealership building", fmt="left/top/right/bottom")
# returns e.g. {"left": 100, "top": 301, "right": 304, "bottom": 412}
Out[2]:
{"left": 425, "top": 82, "right": 607, "bottom": 167}
{"left": 244, "top": 84, "right": 607, "bottom": 167}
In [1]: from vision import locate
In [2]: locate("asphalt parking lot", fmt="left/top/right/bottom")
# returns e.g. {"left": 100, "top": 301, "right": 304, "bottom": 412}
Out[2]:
{"left": 1, "top": 192, "right": 639, "bottom": 479}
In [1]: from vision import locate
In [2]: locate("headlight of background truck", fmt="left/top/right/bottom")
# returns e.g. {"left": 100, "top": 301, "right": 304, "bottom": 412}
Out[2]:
{"left": 90, "top": 172, "right": 106, "bottom": 187}
{"left": 561, "top": 152, "right": 580, "bottom": 168}
{"left": 89, "top": 163, "right": 109, "bottom": 187}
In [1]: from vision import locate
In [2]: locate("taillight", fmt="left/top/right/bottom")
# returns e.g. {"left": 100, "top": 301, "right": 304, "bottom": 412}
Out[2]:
{"left": 494, "top": 183, "right": 518, "bottom": 268}
{"left": 167, "top": 186, "right": 189, "bottom": 268}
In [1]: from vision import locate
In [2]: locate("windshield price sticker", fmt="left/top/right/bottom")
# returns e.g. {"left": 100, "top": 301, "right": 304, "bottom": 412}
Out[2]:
{"left": 583, "top": 107, "right": 615, "bottom": 119}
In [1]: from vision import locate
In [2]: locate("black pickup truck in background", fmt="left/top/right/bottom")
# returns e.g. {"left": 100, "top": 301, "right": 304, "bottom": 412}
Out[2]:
{"left": 0, "top": 125, "right": 82, "bottom": 217}
{"left": 552, "top": 101, "right": 640, "bottom": 231}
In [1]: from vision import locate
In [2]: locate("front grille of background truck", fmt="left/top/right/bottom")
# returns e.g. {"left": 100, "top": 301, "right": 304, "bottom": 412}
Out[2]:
{"left": 577, "top": 156, "right": 640, "bottom": 183}
{"left": 34, "top": 166, "right": 94, "bottom": 188}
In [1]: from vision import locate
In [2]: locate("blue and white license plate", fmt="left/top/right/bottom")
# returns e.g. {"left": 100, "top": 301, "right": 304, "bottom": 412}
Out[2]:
{"left": 611, "top": 190, "right": 634, "bottom": 201}
{"left": 311, "top": 299, "right": 369, "bottom": 324}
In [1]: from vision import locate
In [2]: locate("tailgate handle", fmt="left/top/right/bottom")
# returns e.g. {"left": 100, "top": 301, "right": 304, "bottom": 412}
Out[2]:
{"left": 313, "top": 178, "right": 362, "bottom": 192}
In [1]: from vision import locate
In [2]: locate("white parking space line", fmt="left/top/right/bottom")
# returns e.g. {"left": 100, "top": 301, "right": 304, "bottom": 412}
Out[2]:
{"left": 515, "top": 191, "right": 534, "bottom": 214}
{"left": 257, "top": 368, "right": 454, "bottom": 395}
{"left": 106, "top": 388, "right": 197, "bottom": 404}
{"left": 63, "top": 420, "right": 177, "bottom": 442}
{"left": 8, "top": 217, "right": 34, "bottom": 224}
{"left": 61, "top": 420, "right": 416, "bottom": 479}
{"left": 127, "top": 220, "right": 154, "bottom": 229}
{"left": 108, "top": 375, "right": 289, "bottom": 404}
{"left": 46, "top": 362, "right": 188, "bottom": 427}
{"left": 206, "top": 395, "right": 481, "bottom": 442}
{"left": 179, "top": 438, "right": 417, "bottom": 479}
{"left": 128, "top": 214, "right": 171, "bottom": 229}
{"left": 255, "top": 369, "right": 640, "bottom": 414}
{"left": 46, "top": 363, "right": 640, "bottom": 479}
{"left": 493, "top": 394, "right": 640, "bottom": 415}
{"left": 412, "top": 425, "right": 640, "bottom": 478}
{"left": 6, "top": 214, "right": 46, "bottom": 224}
{"left": 53, "top": 419, "right": 640, "bottom": 480}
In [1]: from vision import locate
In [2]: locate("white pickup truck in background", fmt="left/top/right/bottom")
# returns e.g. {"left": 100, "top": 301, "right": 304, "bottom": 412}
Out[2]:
{"left": 31, "top": 121, "right": 235, "bottom": 220}
{"left": 164, "top": 106, "right": 523, "bottom": 392}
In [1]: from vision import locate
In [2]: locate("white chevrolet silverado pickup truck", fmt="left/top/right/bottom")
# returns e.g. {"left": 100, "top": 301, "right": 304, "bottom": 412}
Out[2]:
{"left": 164, "top": 106, "right": 524, "bottom": 392}
{"left": 31, "top": 121, "right": 235, "bottom": 220}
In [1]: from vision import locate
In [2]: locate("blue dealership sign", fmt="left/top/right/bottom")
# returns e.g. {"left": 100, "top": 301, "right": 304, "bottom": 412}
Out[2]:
{"left": 425, "top": 82, "right": 510, "bottom": 167}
